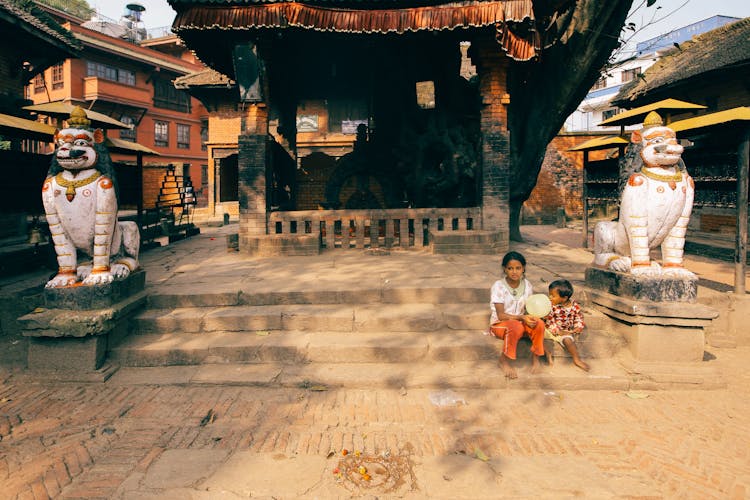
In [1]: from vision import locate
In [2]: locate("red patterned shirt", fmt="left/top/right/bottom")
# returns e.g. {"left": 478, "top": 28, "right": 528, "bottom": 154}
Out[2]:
{"left": 544, "top": 300, "right": 584, "bottom": 335}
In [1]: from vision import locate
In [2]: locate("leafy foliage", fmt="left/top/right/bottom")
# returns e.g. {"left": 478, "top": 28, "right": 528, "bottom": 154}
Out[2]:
{"left": 34, "top": 0, "right": 94, "bottom": 20}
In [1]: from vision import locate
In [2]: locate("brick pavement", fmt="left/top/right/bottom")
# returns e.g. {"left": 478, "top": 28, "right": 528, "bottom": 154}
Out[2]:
{"left": 1, "top": 345, "right": 749, "bottom": 498}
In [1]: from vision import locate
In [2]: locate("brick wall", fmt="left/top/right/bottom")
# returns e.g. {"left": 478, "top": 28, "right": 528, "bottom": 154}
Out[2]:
{"left": 473, "top": 36, "right": 510, "bottom": 240}
{"left": 142, "top": 165, "right": 172, "bottom": 208}
{"left": 524, "top": 133, "right": 609, "bottom": 224}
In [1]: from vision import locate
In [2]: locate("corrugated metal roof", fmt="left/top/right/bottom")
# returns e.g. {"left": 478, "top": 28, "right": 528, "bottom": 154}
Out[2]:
{"left": 597, "top": 98, "right": 706, "bottom": 127}
{"left": 670, "top": 107, "right": 750, "bottom": 134}
{"left": 568, "top": 135, "right": 628, "bottom": 152}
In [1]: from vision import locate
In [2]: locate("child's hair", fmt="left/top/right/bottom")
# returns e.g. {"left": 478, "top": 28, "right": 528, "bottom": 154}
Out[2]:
{"left": 549, "top": 279, "right": 574, "bottom": 299}
{"left": 501, "top": 251, "right": 526, "bottom": 268}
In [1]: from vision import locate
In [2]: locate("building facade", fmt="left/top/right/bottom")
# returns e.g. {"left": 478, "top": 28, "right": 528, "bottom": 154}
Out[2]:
{"left": 26, "top": 5, "right": 209, "bottom": 211}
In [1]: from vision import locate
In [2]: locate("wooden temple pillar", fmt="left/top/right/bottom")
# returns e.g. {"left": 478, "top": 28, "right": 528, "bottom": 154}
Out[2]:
{"left": 472, "top": 36, "right": 511, "bottom": 250}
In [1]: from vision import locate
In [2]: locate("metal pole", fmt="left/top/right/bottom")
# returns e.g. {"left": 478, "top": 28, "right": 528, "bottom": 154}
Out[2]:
{"left": 582, "top": 150, "right": 589, "bottom": 248}
{"left": 136, "top": 152, "right": 144, "bottom": 229}
{"left": 735, "top": 128, "right": 749, "bottom": 294}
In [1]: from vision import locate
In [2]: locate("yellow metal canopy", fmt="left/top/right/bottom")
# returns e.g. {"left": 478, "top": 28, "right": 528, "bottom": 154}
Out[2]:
{"left": 598, "top": 98, "right": 706, "bottom": 127}
{"left": 568, "top": 135, "right": 629, "bottom": 152}
{"left": 670, "top": 107, "right": 750, "bottom": 134}
{"left": 105, "top": 137, "right": 160, "bottom": 156}
{"left": 0, "top": 113, "right": 56, "bottom": 141}
{"left": 23, "top": 102, "right": 132, "bottom": 130}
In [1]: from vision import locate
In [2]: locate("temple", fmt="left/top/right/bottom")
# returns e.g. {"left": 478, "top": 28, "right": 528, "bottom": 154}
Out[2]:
{"left": 168, "top": 0, "right": 556, "bottom": 254}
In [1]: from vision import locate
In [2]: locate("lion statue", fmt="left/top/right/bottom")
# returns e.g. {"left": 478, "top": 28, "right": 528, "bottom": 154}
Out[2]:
{"left": 592, "top": 111, "right": 694, "bottom": 277}
{"left": 42, "top": 106, "right": 140, "bottom": 288}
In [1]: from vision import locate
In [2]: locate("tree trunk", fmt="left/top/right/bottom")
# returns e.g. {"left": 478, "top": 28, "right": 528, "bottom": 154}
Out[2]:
{"left": 507, "top": 0, "right": 633, "bottom": 240}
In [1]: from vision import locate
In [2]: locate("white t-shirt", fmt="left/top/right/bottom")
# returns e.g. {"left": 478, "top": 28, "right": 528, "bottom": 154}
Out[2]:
{"left": 490, "top": 278, "right": 534, "bottom": 323}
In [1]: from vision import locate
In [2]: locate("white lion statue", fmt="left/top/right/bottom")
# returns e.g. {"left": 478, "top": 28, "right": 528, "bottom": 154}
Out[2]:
{"left": 42, "top": 106, "right": 140, "bottom": 288}
{"left": 593, "top": 111, "right": 694, "bottom": 277}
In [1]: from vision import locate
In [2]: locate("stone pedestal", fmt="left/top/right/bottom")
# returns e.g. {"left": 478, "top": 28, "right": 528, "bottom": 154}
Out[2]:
{"left": 429, "top": 230, "right": 507, "bottom": 255}
{"left": 585, "top": 267, "right": 717, "bottom": 363}
{"left": 18, "top": 270, "right": 147, "bottom": 381}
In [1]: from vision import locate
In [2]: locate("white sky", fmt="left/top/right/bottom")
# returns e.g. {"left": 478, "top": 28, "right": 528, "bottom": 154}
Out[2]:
{"left": 91, "top": 0, "right": 750, "bottom": 40}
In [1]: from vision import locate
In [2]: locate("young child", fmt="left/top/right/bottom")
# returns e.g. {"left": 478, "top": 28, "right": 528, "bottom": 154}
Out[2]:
{"left": 489, "top": 251, "right": 546, "bottom": 379}
{"left": 544, "top": 279, "right": 590, "bottom": 372}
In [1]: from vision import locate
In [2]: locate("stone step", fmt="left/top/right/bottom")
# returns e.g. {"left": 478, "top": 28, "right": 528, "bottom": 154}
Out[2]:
{"left": 134, "top": 303, "right": 491, "bottom": 334}
{"left": 110, "top": 329, "right": 623, "bottom": 367}
{"left": 107, "top": 359, "right": 642, "bottom": 391}
{"left": 135, "top": 302, "right": 614, "bottom": 335}
{"left": 146, "top": 287, "right": 489, "bottom": 309}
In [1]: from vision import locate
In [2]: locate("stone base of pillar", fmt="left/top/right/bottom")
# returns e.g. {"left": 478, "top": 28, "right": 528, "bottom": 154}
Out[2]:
{"left": 429, "top": 230, "right": 508, "bottom": 255}
{"left": 18, "top": 270, "right": 147, "bottom": 381}
{"left": 241, "top": 233, "right": 321, "bottom": 256}
{"left": 584, "top": 267, "right": 718, "bottom": 364}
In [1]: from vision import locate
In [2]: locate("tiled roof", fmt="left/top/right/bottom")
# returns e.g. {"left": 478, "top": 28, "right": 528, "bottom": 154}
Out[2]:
{"left": 614, "top": 17, "right": 750, "bottom": 106}
{"left": 0, "top": 0, "right": 81, "bottom": 52}
{"left": 174, "top": 69, "right": 235, "bottom": 89}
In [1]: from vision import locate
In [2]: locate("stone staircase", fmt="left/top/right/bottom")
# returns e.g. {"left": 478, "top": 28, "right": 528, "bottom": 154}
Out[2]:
{"left": 109, "top": 287, "right": 628, "bottom": 389}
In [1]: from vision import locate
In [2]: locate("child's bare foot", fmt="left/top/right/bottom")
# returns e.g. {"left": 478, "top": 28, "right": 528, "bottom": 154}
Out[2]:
{"left": 500, "top": 355, "right": 517, "bottom": 379}
{"left": 530, "top": 355, "right": 542, "bottom": 374}
{"left": 573, "top": 357, "right": 590, "bottom": 372}
{"left": 545, "top": 350, "right": 554, "bottom": 366}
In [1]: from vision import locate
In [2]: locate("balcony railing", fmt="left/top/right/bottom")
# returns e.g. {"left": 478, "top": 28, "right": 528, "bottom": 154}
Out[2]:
{"left": 83, "top": 77, "right": 151, "bottom": 106}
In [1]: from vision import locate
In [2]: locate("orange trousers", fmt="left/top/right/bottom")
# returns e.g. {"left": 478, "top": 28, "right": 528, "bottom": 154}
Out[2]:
{"left": 490, "top": 319, "right": 546, "bottom": 360}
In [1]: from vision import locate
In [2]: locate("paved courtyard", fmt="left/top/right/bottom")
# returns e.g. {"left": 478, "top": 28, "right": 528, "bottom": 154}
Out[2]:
{"left": 1, "top": 347, "right": 749, "bottom": 499}
{"left": 1, "top": 224, "right": 748, "bottom": 498}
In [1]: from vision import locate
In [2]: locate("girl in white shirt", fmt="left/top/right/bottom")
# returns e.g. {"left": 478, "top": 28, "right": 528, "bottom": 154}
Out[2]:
{"left": 489, "top": 251, "right": 546, "bottom": 379}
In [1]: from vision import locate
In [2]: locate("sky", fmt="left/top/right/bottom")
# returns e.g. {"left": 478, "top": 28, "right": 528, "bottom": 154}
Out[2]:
{"left": 91, "top": 0, "right": 750, "bottom": 38}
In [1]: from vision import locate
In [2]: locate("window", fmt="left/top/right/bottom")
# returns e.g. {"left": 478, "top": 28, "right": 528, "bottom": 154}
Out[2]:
{"left": 327, "top": 99, "right": 368, "bottom": 133}
{"left": 154, "top": 121, "right": 169, "bottom": 147}
{"left": 119, "top": 115, "right": 136, "bottom": 142}
{"left": 200, "top": 119, "right": 208, "bottom": 151}
{"left": 153, "top": 78, "right": 191, "bottom": 113}
{"left": 86, "top": 61, "right": 135, "bottom": 86}
{"left": 602, "top": 108, "right": 618, "bottom": 121}
{"left": 621, "top": 67, "right": 641, "bottom": 83}
{"left": 592, "top": 76, "right": 607, "bottom": 90}
{"left": 177, "top": 124, "right": 190, "bottom": 149}
{"left": 51, "top": 63, "right": 64, "bottom": 90}
{"left": 33, "top": 73, "right": 45, "bottom": 94}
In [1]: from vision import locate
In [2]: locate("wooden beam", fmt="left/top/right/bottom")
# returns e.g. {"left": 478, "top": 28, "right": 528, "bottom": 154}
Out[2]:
{"left": 735, "top": 128, "right": 749, "bottom": 294}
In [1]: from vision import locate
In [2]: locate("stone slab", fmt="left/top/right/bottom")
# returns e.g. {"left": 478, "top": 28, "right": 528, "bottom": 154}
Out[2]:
{"left": 28, "top": 329, "right": 107, "bottom": 370}
{"left": 43, "top": 269, "right": 146, "bottom": 310}
{"left": 585, "top": 266, "right": 697, "bottom": 303}
{"left": 623, "top": 323, "right": 705, "bottom": 363}
{"left": 20, "top": 291, "right": 147, "bottom": 338}
{"left": 22, "top": 361, "right": 119, "bottom": 382}
{"left": 586, "top": 288, "right": 718, "bottom": 323}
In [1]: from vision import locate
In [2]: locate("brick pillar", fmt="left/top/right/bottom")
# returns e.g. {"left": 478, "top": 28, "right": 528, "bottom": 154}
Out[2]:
{"left": 236, "top": 101, "right": 270, "bottom": 252}
{"left": 473, "top": 37, "right": 511, "bottom": 247}
{"left": 238, "top": 134, "right": 267, "bottom": 250}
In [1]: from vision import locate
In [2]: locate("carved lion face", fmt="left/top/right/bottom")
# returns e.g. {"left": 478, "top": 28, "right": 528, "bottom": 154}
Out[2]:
{"left": 635, "top": 126, "right": 684, "bottom": 168}
{"left": 54, "top": 127, "right": 103, "bottom": 171}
